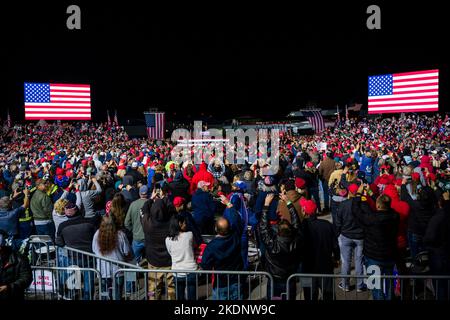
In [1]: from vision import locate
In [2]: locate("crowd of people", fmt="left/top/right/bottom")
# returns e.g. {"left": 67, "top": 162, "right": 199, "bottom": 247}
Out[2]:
{"left": 0, "top": 113, "right": 450, "bottom": 300}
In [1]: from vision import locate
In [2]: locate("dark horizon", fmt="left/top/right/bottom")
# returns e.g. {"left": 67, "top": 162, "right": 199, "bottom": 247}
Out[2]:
{"left": 2, "top": 2, "right": 450, "bottom": 122}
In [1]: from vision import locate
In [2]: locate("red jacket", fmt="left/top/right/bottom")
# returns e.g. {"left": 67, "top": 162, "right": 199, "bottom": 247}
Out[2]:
{"left": 190, "top": 163, "right": 214, "bottom": 194}
{"left": 391, "top": 200, "right": 410, "bottom": 249}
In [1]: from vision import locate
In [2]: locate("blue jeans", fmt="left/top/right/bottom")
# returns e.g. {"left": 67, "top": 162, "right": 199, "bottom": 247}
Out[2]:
{"left": 365, "top": 257, "right": 395, "bottom": 300}
{"left": 408, "top": 232, "right": 424, "bottom": 261}
{"left": 131, "top": 240, "right": 145, "bottom": 263}
{"left": 212, "top": 282, "right": 242, "bottom": 300}
{"left": 320, "top": 180, "right": 330, "bottom": 210}
{"left": 267, "top": 278, "right": 296, "bottom": 300}
{"left": 339, "top": 235, "right": 365, "bottom": 289}
{"left": 309, "top": 187, "right": 321, "bottom": 212}
{"left": 35, "top": 221, "right": 56, "bottom": 243}
{"left": 57, "top": 250, "right": 96, "bottom": 300}
{"left": 19, "top": 220, "right": 34, "bottom": 240}
{"left": 101, "top": 276, "right": 124, "bottom": 300}
{"left": 175, "top": 274, "right": 198, "bottom": 300}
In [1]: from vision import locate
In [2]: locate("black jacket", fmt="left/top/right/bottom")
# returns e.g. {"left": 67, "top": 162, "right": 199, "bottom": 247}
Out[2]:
{"left": 0, "top": 247, "right": 32, "bottom": 300}
{"left": 259, "top": 203, "right": 303, "bottom": 279}
{"left": 141, "top": 197, "right": 176, "bottom": 267}
{"left": 335, "top": 198, "right": 364, "bottom": 240}
{"left": 352, "top": 197, "right": 399, "bottom": 261}
{"left": 55, "top": 215, "right": 97, "bottom": 253}
{"left": 168, "top": 178, "right": 191, "bottom": 201}
{"left": 302, "top": 216, "right": 340, "bottom": 274}
{"left": 424, "top": 200, "right": 450, "bottom": 259}
{"left": 400, "top": 185, "right": 435, "bottom": 236}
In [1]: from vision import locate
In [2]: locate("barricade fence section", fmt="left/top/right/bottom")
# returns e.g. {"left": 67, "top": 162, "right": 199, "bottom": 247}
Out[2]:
{"left": 112, "top": 269, "right": 274, "bottom": 301}
{"left": 285, "top": 274, "right": 450, "bottom": 301}
{"left": 26, "top": 266, "right": 102, "bottom": 300}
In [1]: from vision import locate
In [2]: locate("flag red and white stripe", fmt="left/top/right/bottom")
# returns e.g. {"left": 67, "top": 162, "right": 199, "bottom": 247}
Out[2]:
{"left": 25, "top": 83, "right": 91, "bottom": 120}
{"left": 368, "top": 69, "right": 439, "bottom": 114}
{"left": 145, "top": 112, "right": 165, "bottom": 140}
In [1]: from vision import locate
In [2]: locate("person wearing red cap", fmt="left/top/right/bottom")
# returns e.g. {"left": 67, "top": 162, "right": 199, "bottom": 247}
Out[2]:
{"left": 298, "top": 161, "right": 322, "bottom": 214}
{"left": 301, "top": 198, "right": 340, "bottom": 301}
{"left": 191, "top": 181, "right": 216, "bottom": 234}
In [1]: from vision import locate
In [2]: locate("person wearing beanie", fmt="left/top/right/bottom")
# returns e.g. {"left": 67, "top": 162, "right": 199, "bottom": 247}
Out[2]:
{"left": 56, "top": 200, "right": 97, "bottom": 300}
{"left": 52, "top": 181, "right": 81, "bottom": 239}
{"left": 301, "top": 198, "right": 340, "bottom": 301}
{"left": 334, "top": 182, "right": 366, "bottom": 292}
{"left": 124, "top": 185, "right": 149, "bottom": 263}
{"left": 168, "top": 170, "right": 190, "bottom": 203}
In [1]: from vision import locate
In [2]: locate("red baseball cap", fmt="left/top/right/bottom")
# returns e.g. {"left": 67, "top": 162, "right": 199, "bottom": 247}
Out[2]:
{"left": 295, "top": 177, "right": 306, "bottom": 189}
{"left": 173, "top": 197, "right": 185, "bottom": 208}
{"left": 303, "top": 200, "right": 317, "bottom": 216}
{"left": 348, "top": 184, "right": 359, "bottom": 195}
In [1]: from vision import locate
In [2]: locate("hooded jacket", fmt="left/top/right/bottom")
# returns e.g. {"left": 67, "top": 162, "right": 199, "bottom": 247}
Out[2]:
{"left": 191, "top": 188, "right": 216, "bottom": 232}
{"left": 168, "top": 171, "right": 190, "bottom": 201}
{"left": 190, "top": 163, "right": 214, "bottom": 194}
{"left": 141, "top": 197, "right": 176, "bottom": 267}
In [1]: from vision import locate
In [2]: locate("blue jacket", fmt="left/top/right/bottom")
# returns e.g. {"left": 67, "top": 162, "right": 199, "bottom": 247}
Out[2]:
{"left": 192, "top": 189, "right": 216, "bottom": 226}
{"left": 201, "top": 207, "right": 243, "bottom": 286}
{"left": 354, "top": 151, "right": 374, "bottom": 177}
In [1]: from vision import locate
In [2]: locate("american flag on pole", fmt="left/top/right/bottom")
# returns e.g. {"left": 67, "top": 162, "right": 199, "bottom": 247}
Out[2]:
{"left": 24, "top": 83, "right": 91, "bottom": 120}
{"left": 114, "top": 110, "right": 118, "bottom": 125}
{"left": 368, "top": 69, "right": 439, "bottom": 114}
{"left": 6, "top": 110, "right": 11, "bottom": 128}
{"left": 302, "top": 110, "right": 325, "bottom": 133}
{"left": 145, "top": 112, "right": 165, "bottom": 140}
{"left": 336, "top": 105, "right": 340, "bottom": 126}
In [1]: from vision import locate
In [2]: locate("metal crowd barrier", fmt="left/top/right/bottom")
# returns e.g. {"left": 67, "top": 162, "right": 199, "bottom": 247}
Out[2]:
{"left": 112, "top": 269, "right": 274, "bottom": 301}
{"left": 285, "top": 274, "right": 450, "bottom": 301}
{"left": 26, "top": 266, "right": 102, "bottom": 300}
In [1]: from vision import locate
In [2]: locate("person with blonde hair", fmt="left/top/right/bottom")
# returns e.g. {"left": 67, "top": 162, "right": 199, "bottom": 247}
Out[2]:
{"left": 52, "top": 182, "right": 81, "bottom": 238}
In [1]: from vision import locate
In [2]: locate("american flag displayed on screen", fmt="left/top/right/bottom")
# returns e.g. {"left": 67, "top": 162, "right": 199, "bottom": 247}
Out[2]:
{"left": 24, "top": 82, "right": 91, "bottom": 120}
{"left": 302, "top": 110, "right": 325, "bottom": 133}
{"left": 145, "top": 112, "right": 165, "bottom": 140}
{"left": 368, "top": 69, "right": 439, "bottom": 114}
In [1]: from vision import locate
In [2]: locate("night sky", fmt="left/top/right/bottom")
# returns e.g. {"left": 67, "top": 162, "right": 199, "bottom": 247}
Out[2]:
{"left": 1, "top": 2, "right": 450, "bottom": 123}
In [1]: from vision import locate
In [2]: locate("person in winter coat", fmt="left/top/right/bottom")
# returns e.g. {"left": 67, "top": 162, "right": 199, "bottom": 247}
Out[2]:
{"left": 335, "top": 183, "right": 365, "bottom": 292}
{"left": 0, "top": 230, "right": 32, "bottom": 300}
{"left": 141, "top": 186, "right": 176, "bottom": 300}
{"left": 352, "top": 191, "right": 399, "bottom": 300}
{"left": 423, "top": 191, "right": 450, "bottom": 300}
{"left": 298, "top": 162, "right": 322, "bottom": 213}
{"left": 30, "top": 179, "right": 55, "bottom": 241}
{"left": 190, "top": 162, "right": 214, "bottom": 195}
{"left": 208, "top": 159, "right": 226, "bottom": 180}
{"left": 301, "top": 198, "right": 340, "bottom": 301}
{"left": 318, "top": 151, "right": 336, "bottom": 213}
{"left": 400, "top": 178, "right": 435, "bottom": 260}
{"left": 168, "top": 171, "right": 190, "bottom": 202}
{"left": 191, "top": 181, "right": 216, "bottom": 234}
{"left": 200, "top": 195, "right": 244, "bottom": 300}
{"left": 260, "top": 193, "right": 302, "bottom": 299}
